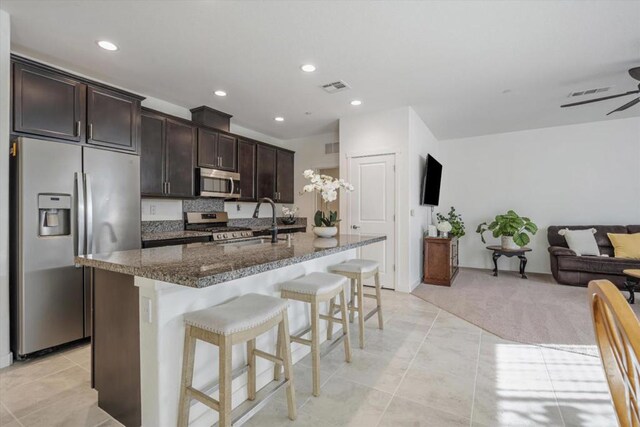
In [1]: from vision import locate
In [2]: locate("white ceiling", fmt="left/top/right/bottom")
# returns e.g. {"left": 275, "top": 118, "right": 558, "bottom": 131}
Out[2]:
{"left": 2, "top": 1, "right": 639, "bottom": 140}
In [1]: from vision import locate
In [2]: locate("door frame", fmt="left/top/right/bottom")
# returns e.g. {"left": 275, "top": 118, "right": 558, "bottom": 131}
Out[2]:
{"left": 345, "top": 150, "right": 399, "bottom": 290}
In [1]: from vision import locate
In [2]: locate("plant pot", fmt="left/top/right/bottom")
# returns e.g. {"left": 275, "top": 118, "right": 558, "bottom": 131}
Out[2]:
{"left": 439, "top": 231, "right": 449, "bottom": 238}
{"left": 313, "top": 226, "right": 338, "bottom": 238}
{"left": 501, "top": 235, "right": 520, "bottom": 250}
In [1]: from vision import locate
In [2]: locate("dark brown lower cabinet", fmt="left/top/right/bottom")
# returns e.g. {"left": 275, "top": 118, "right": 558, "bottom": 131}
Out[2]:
{"left": 423, "top": 237, "right": 459, "bottom": 286}
{"left": 92, "top": 269, "right": 140, "bottom": 427}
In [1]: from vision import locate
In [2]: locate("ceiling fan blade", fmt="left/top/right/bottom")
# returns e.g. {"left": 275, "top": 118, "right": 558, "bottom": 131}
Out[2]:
{"left": 561, "top": 90, "right": 640, "bottom": 108}
{"left": 606, "top": 97, "right": 640, "bottom": 115}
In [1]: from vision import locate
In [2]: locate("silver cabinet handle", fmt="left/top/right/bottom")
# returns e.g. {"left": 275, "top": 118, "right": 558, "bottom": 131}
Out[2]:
{"left": 352, "top": 225, "right": 360, "bottom": 230}
{"left": 75, "top": 172, "right": 85, "bottom": 260}
{"left": 88, "top": 123, "right": 93, "bottom": 140}
{"left": 84, "top": 173, "right": 93, "bottom": 255}
{"left": 167, "top": 182, "right": 171, "bottom": 194}
{"left": 75, "top": 121, "right": 81, "bottom": 137}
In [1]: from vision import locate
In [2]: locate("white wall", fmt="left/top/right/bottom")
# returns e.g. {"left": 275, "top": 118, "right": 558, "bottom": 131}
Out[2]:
{"left": 408, "top": 108, "right": 440, "bottom": 289}
{"left": 0, "top": 10, "right": 11, "bottom": 368}
{"left": 340, "top": 107, "right": 408, "bottom": 290}
{"left": 439, "top": 117, "right": 640, "bottom": 274}
{"left": 281, "top": 132, "right": 339, "bottom": 223}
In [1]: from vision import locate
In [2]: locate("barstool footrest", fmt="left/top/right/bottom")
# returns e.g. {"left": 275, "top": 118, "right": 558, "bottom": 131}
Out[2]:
{"left": 291, "top": 335, "right": 312, "bottom": 346}
{"left": 230, "top": 378, "right": 290, "bottom": 427}
{"left": 254, "top": 349, "right": 283, "bottom": 366}
{"left": 188, "top": 387, "right": 220, "bottom": 411}
{"left": 364, "top": 306, "right": 380, "bottom": 322}
{"left": 319, "top": 314, "right": 343, "bottom": 322}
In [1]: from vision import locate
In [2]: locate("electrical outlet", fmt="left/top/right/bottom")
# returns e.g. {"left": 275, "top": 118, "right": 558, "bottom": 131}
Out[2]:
{"left": 149, "top": 204, "right": 156, "bottom": 215}
{"left": 237, "top": 204, "right": 241, "bottom": 211}
{"left": 410, "top": 209, "right": 415, "bottom": 217}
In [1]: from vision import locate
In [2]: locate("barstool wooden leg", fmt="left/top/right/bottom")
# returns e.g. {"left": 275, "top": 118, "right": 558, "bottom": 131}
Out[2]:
{"left": 274, "top": 322, "right": 283, "bottom": 381}
{"left": 280, "top": 311, "right": 297, "bottom": 420}
{"left": 178, "top": 325, "right": 196, "bottom": 427}
{"left": 247, "top": 338, "right": 256, "bottom": 401}
{"left": 357, "top": 277, "right": 365, "bottom": 349}
{"left": 340, "top": 289, "right": 352, "bottom": 363}
{"left": 349, "top": 278, "right": 356, "bottom": 323}
{"left": 374, "top": 270, "right": 384, "bottom": 330}
{"left": 218, "top": 336, "right": 233, "bottom": 427}
{"left": 327, "top": 296, "right": 336, "bottom": 340}
{"left": 311, "top": 300, "right": 321, "bottom": 397}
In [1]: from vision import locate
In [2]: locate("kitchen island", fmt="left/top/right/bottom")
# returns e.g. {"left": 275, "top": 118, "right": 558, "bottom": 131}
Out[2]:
{"left": 75, "top": 232, "right": 385, "bottom": 427}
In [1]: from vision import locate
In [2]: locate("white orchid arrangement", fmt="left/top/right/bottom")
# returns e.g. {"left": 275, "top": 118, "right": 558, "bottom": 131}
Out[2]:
{"left": 302, "top": 170, "right": 354, "bottom": 227}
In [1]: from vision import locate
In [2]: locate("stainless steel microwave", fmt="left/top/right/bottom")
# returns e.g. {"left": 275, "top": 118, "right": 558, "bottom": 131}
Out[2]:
{"left": 197, "top": 168, "right": 241, "bottom": 199}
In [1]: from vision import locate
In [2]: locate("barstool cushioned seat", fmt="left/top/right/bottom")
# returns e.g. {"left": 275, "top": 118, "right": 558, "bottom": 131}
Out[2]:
{"left": 330, "top": 259, "right": 379, "bottom": 274}
{"left": 280, "top": 272, "right": 347, "bottom": 295}
{"left": 184, "top": 293, "right": 289, "bottom": 336}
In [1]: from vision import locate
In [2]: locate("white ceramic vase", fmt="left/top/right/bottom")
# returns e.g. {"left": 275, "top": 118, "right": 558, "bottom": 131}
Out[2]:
{"left": 501, "top": 235, "right": 520, "bottom": 250}
{"left": 313, "top": 226, "right": 338, "bottom": 238}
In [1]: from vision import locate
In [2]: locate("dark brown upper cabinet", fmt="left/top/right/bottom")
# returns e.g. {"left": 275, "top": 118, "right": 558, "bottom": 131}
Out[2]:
{"left": 140, "top": 111, "right": 166, "bottom": 196}
{"left": 11, "top": 57, "right": 143, "bottom": 153}
{"left": 140, "top": 109, "right": 195, "bottom": 198}
{"left": 165, "top": 119, "right": 196, "bottom": 198}
{"left": 256, "top": 144, "right": 277, "bottom": 200}
{"left": 196, "top": 128, "right": 237, "bottom": 172}
{"left": 87, "top": 85, "right": 140, "bottom": 152}
{"left": 13, "top": 62, "right": 86, "bottom": 142}
{"left": 237, "top": 139, "right": 257, "bottom": 201}
{"left": 276, "top": 149, "right": 295, "bottom": 203}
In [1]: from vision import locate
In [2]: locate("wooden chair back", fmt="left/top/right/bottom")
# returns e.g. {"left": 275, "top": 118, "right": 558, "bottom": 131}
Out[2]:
{"left": 589, "top": 279, "right": 640, "bottom": 427}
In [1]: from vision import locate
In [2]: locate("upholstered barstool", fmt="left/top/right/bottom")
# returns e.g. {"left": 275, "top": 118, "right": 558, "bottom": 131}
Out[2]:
{"left": 329, "top": 259, "right": 383, "bottom": 349}
{"left": 177, "top": 293, "right": 296, "bottom": 427}
{"left": 279, "top": 272, "right": 351, "bottom": 397}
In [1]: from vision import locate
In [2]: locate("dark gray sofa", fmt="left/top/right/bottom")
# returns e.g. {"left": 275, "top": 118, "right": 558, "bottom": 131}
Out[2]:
{"left": 547, "top": 225, "right": 640, "bottom": 288}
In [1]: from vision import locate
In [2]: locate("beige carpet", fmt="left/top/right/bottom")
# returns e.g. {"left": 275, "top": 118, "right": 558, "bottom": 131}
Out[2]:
{"left": 412, "top": 268, "right": 640, "bottom": 357}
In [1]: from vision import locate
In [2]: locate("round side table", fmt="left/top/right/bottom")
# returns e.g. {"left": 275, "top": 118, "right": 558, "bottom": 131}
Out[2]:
{"left": 486, "top": 246, "right": 532, "bottom": 279}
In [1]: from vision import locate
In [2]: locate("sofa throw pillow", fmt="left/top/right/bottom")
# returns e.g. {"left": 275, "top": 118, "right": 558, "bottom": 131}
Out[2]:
{"left": 607, "top": 233, "right": 640, "bottom": 260}
{"left": 558, "top": 228, "right": 600, "bottom": 256}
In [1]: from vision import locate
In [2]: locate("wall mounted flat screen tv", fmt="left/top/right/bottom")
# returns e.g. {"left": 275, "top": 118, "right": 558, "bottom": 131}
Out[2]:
{"left": 421, "top": 154, "right": 442, "bottom": 206}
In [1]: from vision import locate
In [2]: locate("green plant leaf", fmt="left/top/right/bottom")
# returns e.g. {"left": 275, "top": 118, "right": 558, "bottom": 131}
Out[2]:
{"left": 513, "top": 232, "right": 530, "bottom": 247}
{"left": 524, "top": 222, "right": 538, "bottom": 234}
{"left": 314, "top": 211, "right": 324, "bottom": 227}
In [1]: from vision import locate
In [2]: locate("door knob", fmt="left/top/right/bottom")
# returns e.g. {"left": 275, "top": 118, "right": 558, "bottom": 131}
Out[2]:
{"left": 352, "top": 225, "right": 360, "bottom": 230}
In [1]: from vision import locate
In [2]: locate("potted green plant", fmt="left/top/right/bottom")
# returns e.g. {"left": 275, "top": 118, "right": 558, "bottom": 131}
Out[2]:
{"left": 476, "top": 210, "right": 538, "bottom": 249}
{"left": 301, "top": 170, "right": 354, "bottom": 238}
{"left": 436, "top": 206, "right": 465, "bottom": 238}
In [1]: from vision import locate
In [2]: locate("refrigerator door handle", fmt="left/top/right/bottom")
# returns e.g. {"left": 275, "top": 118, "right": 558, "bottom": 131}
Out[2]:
{"left": 75, "top": 172, "right": 85, "bottom": 263}
{"left": 84, "top": 173, "right": 93, "bottom": 256}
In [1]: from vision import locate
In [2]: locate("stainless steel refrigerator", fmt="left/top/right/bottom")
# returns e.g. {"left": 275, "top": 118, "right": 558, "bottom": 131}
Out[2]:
{"left": 10, "top": 137, "right": 141, "bottom": 357}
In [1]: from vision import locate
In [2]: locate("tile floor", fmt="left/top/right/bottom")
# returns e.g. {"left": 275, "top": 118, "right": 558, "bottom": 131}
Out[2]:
{"left": 0, "top": 290, "right": 616, "bottom": 426}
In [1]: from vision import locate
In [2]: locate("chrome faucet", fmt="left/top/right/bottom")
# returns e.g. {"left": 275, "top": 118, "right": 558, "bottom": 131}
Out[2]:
{"left": 253, "top": 198, "right": 278, "bottom": 243}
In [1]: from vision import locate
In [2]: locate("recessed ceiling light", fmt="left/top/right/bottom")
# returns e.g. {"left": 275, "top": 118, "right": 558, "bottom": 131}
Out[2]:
{"left": 301, "top": 64, "right": 316, "bottom": 73}
{"left": 97, "top": 40, "right": 118, "bottom": 51}
{"left": 214, "top": 90, "right": 227, "bottom": 97}
{"left": 274, "top": 117, "right": 284, "bottom": 122}
{"left": 350, "top": 100, "right": 362, "bottom": 106}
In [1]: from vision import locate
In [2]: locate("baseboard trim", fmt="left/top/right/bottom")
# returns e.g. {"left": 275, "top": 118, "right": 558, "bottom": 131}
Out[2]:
{"left": 410, "top": 279, "right": 422, "bottom": 292}
{"left": 0, "top": 351, "right": 13, "bottom": 368}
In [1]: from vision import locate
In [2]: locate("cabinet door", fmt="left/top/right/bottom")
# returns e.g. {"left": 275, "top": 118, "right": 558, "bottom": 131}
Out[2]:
{"left": 217, "top": 133, "right": 237, "bottom": 171}
{"left": 87, "top": 85, "right": 140, "bottom": 152}
{"left": 276, "top": 150, "right": 295, "bottom": 203}
{"left": 165, "top": 119, "right": 196, "bottom": 197}
{"left": 256, "top": 144, "right": 276, "bottom": 200}
{"left": 196, "top": 128, "right": 218, "bottom": 169}
{"left": 140, "top": 112, "right": 165, "bottom": 196}
{"left": 13, "top": 62, "right": 85, "bottom": 142}
{"left": 237, "top": 139, "right": 256, "bottom": 201}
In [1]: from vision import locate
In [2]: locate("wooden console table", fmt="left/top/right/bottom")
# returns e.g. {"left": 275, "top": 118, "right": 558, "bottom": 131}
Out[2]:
{"left": 423, "top": 237, "right": 459, "bottom": 286}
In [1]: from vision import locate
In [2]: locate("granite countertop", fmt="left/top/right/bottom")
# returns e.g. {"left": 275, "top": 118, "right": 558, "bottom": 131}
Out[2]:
{"left": 141, "top": 230, "right": 212, "bottom": 242}
{"left": 75, "top": 233, "right": 386, "bottom": 288}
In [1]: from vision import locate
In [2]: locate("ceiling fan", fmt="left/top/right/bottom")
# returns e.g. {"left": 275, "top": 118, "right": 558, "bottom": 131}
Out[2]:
{"left": 561, "top": 67, "right": 640, "bottom": 115}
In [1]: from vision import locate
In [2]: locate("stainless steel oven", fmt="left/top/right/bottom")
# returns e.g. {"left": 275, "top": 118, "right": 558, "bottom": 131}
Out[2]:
{"left": 197, "top": 168, "right": 241, "bottom": 199}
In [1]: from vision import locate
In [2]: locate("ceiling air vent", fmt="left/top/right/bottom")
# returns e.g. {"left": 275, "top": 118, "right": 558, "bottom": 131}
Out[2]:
{"left": 568, "top": 87, "right": 611, "bottom": 98}
{"left": 325, "top": 142, "right": 340, "bottom": 154}
{"left": 321, "top": 80, "right": 351, "bottom": 94}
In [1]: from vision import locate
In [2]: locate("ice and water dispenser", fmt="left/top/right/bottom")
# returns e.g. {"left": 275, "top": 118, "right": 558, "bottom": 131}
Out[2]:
{"left": 38, "top": 194, "right": 71, "bottom": 237}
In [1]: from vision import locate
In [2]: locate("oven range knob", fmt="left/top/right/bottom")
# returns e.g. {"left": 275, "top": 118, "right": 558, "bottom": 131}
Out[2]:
{"left": 223, "top": 233, "right": 229, "bottom": 239}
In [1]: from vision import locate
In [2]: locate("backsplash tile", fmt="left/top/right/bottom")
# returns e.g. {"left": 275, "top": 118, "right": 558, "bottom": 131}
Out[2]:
{"left": 141, "top": 220, "right": 184, "bottom": 233}
{"left": 183, "top": 198, "right": 225, "bottom": 212}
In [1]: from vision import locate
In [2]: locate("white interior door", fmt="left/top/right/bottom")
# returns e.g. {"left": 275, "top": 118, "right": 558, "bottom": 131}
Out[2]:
{"left": 348, "top": 154, "right": 396, "bottom": 289}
